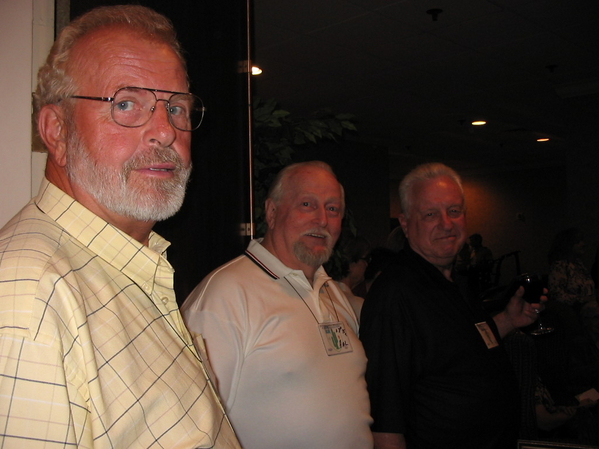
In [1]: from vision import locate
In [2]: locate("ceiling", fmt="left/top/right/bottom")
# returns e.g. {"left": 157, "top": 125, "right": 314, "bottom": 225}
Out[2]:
{"left": 252, "top": 0, "right": 599, "bottom": 179}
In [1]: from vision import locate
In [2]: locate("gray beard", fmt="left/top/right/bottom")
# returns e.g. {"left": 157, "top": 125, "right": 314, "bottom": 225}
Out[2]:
{"left": 66, "top": 131, "right": 191, "bottom": 222}
{"left": 294, "top": 240, "right": 333, "bottom": 268}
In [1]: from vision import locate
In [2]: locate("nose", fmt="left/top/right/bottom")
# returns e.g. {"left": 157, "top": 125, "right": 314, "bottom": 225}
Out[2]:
{"left": 313, "top": 206, "right": 328, "bottom": 228}
{"left": 439, "top": 211, "right": 453, "bottom": 230}
{"left": 145, "top": 99, "right": 177, "bottom": 147}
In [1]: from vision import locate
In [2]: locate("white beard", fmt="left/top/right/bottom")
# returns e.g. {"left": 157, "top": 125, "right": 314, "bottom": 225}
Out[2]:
{"left": 66, "top": 130, "right": 191, "bottom": 222}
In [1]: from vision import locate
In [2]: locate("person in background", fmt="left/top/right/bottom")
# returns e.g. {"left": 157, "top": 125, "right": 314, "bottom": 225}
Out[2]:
{"left": 535, "top": 377, "right": 599, "bottom": 444}
{"left": 591, "top": 246, "right": 599, "bottom": 290}
{"left": 363, "top": 247, "right": 399, "bottom": 293}
{"left": 0, "top": 5, "right": 240, "bottom": 448}
{"left": 467, "top": 232, "right": 495, "bottom": 299}
{"left": 181, "top": 161, "right": 373, "bottom": 449}
{"left": 360, "top": 162, "right": 543, "bottom": 449}
{"left": 333, "top": 235, "right": 371, "bottom": 320}
{"left": 469, "top": 233, "right": 493, "bottom": 267}
{"left": 548, "top": 227, "right": 599, "bottom": 348}
{"left": 386, "top": 225, "right": 406, "bottom": 253}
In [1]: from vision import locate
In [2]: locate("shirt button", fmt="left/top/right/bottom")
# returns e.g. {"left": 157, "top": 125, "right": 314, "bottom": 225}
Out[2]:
{"left": 161, "top": 297, "right": 169, "bottom": 305}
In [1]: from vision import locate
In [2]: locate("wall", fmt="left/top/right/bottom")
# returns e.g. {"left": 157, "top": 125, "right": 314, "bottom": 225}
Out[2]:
{"left": 0, "top": 0, "right": 52, "bottom": 228}
{"left": 463, "top": 167, "right": 568, "bottom": 282}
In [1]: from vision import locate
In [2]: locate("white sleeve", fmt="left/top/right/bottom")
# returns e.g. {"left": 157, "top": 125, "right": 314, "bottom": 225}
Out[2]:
{"left": 181, "top": 271, "right": 248, "bottom": 410}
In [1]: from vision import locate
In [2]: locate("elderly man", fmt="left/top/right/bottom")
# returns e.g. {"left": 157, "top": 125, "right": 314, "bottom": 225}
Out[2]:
{"left": 360, "top": 162, "right": 543, "bottom": 449}
{"left": 0, "top": 5, "right": 240, "bottom": 448}
{"left": 182, "top": 161, "right": 373, "bottom": 449}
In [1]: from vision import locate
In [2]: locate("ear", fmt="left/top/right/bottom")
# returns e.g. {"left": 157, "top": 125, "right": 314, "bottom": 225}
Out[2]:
{"left": 37, "top": 104, "right": 68, "bottom": 167}
{"left": 265, "top": 198, "right": 277, "bottom": 230}
{"left": 399, "top": 213, "right": 409, "bottom": 239}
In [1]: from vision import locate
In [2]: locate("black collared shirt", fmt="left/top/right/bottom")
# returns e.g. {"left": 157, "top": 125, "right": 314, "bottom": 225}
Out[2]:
{"left": 360, "top": 245, "right": 519, "bottom": 449}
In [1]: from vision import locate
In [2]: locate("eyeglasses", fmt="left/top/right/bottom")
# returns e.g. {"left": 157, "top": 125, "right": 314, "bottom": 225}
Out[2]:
{"left": 69, "top": 86, "right": 205, "bottom": 131}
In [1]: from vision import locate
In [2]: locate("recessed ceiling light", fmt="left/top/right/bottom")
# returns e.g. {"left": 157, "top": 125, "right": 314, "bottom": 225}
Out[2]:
{"left": 251, "top": 66, "right": 263, "bottom": 76}
{"left": 471, "top": 120, "right": 486, "bottom": 126}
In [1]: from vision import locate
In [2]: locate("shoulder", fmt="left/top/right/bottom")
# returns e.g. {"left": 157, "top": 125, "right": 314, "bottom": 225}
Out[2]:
{"left": 549, "top": 259, "right": 572, "bottom": 273}
{"left": 0, "top": 202, "right": 73, "bottom": 292}
{"left": 370, "top": 253, "right": 429, "bottom": 295}
{"left": 0, "top": 204, "right": 83, "bottom": 345}
{"left": 181, "top": 254, "right": 258, "bottom": 312}
{"left": 0, "top": 201, "right": 65, "bottom": 257}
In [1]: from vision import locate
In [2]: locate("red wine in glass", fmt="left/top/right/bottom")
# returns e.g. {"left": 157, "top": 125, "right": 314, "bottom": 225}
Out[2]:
{"left": 518, "top": 273, "right": 554, "bottom": 335}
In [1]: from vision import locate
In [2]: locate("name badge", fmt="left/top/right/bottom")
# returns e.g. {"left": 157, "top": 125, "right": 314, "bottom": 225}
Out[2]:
{"left": 475, "top": 321, "right": 499, "bottom": 349}
{"left": 319, "top": 322, "right": 353, "bottom": 355}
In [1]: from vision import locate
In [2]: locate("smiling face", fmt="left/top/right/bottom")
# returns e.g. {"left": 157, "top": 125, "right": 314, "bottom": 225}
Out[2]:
{"left": 61, "top": 26, "right": 192, "bottom": 226}
{"left": 400, "top": 175, "right": 467, "bottom": 272}
{"left": 262, "top": 165, "right": 344, "bottom": 279}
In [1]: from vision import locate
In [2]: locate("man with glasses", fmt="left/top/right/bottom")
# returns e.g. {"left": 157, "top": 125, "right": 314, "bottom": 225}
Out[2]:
{"left": 0, "top": 5, "right": 240, "bottom": 448}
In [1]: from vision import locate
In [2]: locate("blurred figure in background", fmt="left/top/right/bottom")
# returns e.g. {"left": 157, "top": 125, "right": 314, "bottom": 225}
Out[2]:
{"left": 467, "top": 233, "right": 495, "bottom": 300}
{"left": 334, "top": 235, "right": 371, "bottom": 320}
{"left": 363, "top": 247, "right": 399, "bottom": 293}
{"left": 548, "top": 227, "right": 599, "bottom": 348}
{"left": 469, "top": 233, "right": 493, "bottom": 268}
{"left": 386, "top": 225, "right": 406, "bottom": 253}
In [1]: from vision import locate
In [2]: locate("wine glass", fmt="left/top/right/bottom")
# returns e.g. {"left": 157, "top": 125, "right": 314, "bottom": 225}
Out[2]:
{"left": 517, "top": 273, "right": 554, "bottom": 335}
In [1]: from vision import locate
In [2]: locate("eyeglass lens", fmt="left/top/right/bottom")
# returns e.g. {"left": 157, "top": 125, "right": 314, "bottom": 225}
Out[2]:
{"left": 112, "top": 87, "right": 204, "bottom": 131}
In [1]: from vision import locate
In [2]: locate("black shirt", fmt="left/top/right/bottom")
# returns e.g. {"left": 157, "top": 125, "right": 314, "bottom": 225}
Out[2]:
{"left": 360, "top": 245, "right": 519, "bottom": 449}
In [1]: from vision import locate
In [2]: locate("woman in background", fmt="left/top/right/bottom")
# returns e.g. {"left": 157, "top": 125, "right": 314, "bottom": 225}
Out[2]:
{"left": 548, "top": 227, "right": 599, "bottom": 348}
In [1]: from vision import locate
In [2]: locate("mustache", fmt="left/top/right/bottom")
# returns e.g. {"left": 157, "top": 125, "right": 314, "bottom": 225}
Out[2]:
{"left": 123, "top": 146, "right": 188, "bottom": 177}
{"left": 302, "top": 228, "right": 333, "bottom": 240}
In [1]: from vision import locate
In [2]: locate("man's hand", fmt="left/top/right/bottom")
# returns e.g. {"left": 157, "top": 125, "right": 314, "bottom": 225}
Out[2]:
{"left": 493, "top": 286, "right": 547, "bottom": 338}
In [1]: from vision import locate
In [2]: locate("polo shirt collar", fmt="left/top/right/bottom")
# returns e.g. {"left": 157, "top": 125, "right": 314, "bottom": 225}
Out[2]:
{"left": 245, "top": 238, "right": 330, "bottom": 288}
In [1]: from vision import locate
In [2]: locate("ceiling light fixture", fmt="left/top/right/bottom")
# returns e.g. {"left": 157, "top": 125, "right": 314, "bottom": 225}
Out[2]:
{"left": 537, "top": 138, "right": 550, "bottom": 142}
{"left": 471, "top": 120, "right": 487, "bottom": 126}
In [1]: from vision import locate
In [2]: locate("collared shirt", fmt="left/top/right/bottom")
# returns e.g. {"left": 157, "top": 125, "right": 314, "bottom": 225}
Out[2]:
{"left": 360, "top": 245, "right": 519, "bottom": 449}
{"left": 0, "top": 179, "right": 240, "bottom": 448}
{"left": 181, "top": 239, "right": 373, "bottom": 449}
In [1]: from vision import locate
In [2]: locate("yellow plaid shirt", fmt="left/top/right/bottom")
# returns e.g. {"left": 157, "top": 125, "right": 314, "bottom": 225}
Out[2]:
{"left": 0, "top": 179, "right": 240, "bottom": 449}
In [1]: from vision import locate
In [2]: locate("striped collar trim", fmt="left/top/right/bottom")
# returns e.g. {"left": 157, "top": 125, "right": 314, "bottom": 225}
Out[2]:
{"left": 244, "top": 249, "right": 279, "bottom": 280}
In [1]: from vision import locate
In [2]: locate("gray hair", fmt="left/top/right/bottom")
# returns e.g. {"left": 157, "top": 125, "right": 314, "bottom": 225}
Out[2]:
{"left": 267, "top": 161, "right": 345, "bottom": 212}
{"left": 33, "top": 5, "right": 186, "bottom": 126}
{"left": 399, "top": 162, "right": 463, "bottom": 218}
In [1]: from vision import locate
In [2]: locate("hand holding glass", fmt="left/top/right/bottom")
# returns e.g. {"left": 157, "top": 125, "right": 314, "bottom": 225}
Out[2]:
{"left": 518, "top": 273, "right": 553, "bottom": 335}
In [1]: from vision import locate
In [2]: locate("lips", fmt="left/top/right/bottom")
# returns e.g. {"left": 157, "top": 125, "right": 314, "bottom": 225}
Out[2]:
{"left": 147, "top": 164, "right": 176, "bottom": 172}
{"left": 305, "top": 232, "right": 327, "bottom": 239}
{"left": 124, "top": 146, "right": 187, "bottom": 178}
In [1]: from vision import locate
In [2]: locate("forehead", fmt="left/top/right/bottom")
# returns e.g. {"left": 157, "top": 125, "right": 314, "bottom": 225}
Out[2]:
{"left": 67, "top": 26, "right": 187, "bottom": 93}
{"left": 284, "top": 168, "right": 343, "bottom": 201}
{"left": 411, "top": 176, "right": 464, "bottom": 210}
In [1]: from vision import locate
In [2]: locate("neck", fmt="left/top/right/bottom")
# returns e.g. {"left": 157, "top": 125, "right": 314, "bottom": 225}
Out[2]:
{"left": 436, "top": 264, "right": 454, "bottom": 281}
{"left": 46, "top": 170, "right": 155, "bottom": 246}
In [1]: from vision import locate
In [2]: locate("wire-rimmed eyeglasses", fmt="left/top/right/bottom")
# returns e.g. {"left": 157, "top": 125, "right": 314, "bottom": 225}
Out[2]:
{"left": 69, "top": 86, "right": 205, "bottom": 131}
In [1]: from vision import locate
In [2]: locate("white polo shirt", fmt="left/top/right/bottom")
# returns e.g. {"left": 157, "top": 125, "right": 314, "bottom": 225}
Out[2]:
{"left": 181, "top": 239, "right": 373, "bottom": 449}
